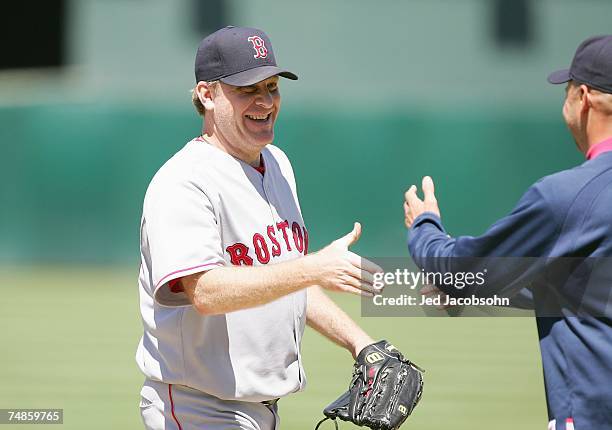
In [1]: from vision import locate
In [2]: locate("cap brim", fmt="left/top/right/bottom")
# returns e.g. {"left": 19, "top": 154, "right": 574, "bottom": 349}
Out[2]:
{"left": 221, "top": 65, "right": 298, "bottom": 87}
{"left": 547, "top": 69, "right": 571, "bottom": 84}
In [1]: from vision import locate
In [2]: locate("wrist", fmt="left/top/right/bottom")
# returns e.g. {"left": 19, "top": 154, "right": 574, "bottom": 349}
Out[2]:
{"left": 299, "top": 253, "right": 322, "bottom": 286}
{"left": 350, "top": 335, "right": 375, "bottom": 360}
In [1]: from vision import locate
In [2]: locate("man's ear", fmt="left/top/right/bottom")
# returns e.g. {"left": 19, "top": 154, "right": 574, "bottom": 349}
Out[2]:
{"left": 579, "top": 84, "right": 592, "bottom": 113}
{"left": 196, "top": 81, "right": 215, "bottom": 111}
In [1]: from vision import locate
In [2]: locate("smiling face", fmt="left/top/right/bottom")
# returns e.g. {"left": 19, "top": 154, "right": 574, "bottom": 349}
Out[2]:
{"left": 207, "top": 76, "right": 281, "bottom": 164}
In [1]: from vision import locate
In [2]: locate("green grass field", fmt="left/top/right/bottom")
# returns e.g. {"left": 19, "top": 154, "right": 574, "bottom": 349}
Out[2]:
{"left": 0, "top": 267, "right": 547, "bottom": 429}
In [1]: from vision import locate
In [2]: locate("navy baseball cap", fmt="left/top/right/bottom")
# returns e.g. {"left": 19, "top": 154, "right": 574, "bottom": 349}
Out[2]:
{"left": 195, "top": 26, "right": 298, "bottom": 86}
{"left": 548, "top": 35, "right": 612, "bottom": 94}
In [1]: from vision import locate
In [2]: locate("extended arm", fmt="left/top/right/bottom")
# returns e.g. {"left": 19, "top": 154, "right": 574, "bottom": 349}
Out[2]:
{"left": 182, "top": 223, "right": 382, "bottom": 315}
{"left": 306, "top": 286, "right": 374, "bottom": 359}
{"left": 182, "top": 257, "right": 314, "bottom": 314}
{"left": 404, "top": 176, "right": 560, "bottom": 297}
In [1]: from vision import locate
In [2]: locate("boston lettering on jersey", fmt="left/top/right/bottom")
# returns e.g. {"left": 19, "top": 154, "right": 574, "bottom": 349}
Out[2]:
{"left": 226, "top": 219, "right": 309, "bottom": 266}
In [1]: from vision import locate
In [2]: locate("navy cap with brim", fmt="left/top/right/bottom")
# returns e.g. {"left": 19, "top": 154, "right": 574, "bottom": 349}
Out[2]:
{"left": 547, "top": 69, "right": 571, "bottom": 85}
{"left": 221, "top": 65, "right": 298, "bottom": 87}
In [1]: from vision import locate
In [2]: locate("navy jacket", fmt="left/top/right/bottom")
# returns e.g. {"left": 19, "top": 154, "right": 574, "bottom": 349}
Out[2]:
{"left": 408, "top": 151, "right": 612, "bottom": 429}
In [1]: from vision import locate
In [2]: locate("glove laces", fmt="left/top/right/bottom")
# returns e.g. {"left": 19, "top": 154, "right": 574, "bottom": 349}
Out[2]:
{"left": 314, "top": 416, "right": 339, "bottom": 430}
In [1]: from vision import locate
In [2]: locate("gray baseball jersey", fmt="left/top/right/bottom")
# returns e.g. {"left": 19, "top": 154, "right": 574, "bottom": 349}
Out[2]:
{"left": 136, "top": 136, "right": 308, "bottom": 402}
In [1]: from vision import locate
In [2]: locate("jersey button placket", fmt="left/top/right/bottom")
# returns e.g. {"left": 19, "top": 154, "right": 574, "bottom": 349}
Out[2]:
{"left": 260, "top": 162, "right": 279, "bottom": 230}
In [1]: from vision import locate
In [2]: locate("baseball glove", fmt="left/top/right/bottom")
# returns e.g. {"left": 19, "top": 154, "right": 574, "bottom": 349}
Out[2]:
{"left": 315, "top": 340, "right": 424, "bottom": 430}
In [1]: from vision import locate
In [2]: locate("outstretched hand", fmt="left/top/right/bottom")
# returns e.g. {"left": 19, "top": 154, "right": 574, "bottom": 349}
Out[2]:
{"left": 308, "top": 222, "right": 384, "bottom": 297}
{"left": 404, "top": 176, "right": 441, "bottom": 228}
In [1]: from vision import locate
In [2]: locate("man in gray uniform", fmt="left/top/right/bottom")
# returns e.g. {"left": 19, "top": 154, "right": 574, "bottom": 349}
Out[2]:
{"left": 136, "top": 26, "right": 381, "bottom": 430}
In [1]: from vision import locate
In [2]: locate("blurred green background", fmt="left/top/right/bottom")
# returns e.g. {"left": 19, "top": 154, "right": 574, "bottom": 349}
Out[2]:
{"left": 2, "top": 0, "right": 611, "bottom": 428}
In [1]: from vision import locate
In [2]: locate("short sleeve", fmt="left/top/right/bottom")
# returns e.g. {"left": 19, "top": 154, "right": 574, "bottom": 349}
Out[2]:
{"left": 143, "top": 178, "right": 225, "bottom": 306}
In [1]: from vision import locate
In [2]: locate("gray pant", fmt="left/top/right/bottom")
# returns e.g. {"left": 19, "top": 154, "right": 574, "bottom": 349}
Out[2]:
{"left": 140, "top": 379, "right": 279, "bottom": 430}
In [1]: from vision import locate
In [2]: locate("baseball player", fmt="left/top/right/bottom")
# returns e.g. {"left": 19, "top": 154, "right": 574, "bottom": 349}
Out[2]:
{"left": 136, "top": 26, "right": 381, "bottom": 430}
{"left": 405, "top": 35, "right": 612, "bottom": 429}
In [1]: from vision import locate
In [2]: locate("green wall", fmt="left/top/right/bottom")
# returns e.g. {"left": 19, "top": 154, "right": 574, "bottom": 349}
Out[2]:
{"left": 0, "top": 104, "right": 581, "bottom": 263}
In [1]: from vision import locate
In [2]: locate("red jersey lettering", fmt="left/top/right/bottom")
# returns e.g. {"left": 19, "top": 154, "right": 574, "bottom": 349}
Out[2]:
{"left": 253, "top": 233, "right": 271, "bottom": 264}
{"left": 276, "top": 220, "right": 292, "bottom": 251}
{"left": 267, "top": 225, "right": 282, "bottom": 257}
{"left": 226, "top": 243, "right": 253, "bottom": 266}
{"left": 291, "top": 222, "right": 304, "bottom": 253}
{"left": 303, "top": 226, "right": 309, "bottom": 254}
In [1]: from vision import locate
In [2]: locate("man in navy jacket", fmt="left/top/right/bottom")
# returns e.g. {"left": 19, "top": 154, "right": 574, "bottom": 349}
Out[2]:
{"left": 405, "top": 35, "right": 612, "bottom": 430}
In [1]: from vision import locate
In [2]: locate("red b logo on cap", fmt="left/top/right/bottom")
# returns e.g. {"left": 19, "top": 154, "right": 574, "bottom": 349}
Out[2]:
{"left": 248, "top": 36, "right": 268, "bottom": 59}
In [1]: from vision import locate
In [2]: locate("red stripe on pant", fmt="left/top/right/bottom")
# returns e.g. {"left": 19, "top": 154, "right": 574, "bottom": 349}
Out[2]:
{"left": 168, "top": 384, "right": 183, "bottom": 430}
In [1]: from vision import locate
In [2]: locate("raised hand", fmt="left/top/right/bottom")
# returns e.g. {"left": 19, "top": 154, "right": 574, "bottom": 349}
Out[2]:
{"left": 404, "top": 176, "right": 441, "bottom": 228}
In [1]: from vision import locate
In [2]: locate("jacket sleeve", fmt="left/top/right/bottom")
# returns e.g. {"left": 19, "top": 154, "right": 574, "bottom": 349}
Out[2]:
{"left": 407, "top": 184, "right": 561, "bottom": 297}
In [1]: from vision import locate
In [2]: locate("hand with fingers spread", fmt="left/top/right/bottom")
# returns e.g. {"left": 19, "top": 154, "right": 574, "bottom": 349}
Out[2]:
{"left": 404, "top": 176, "right": 441, "bottom": 228}
{"left": 306, "top": 222, "right": 384, "bottom": 297}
